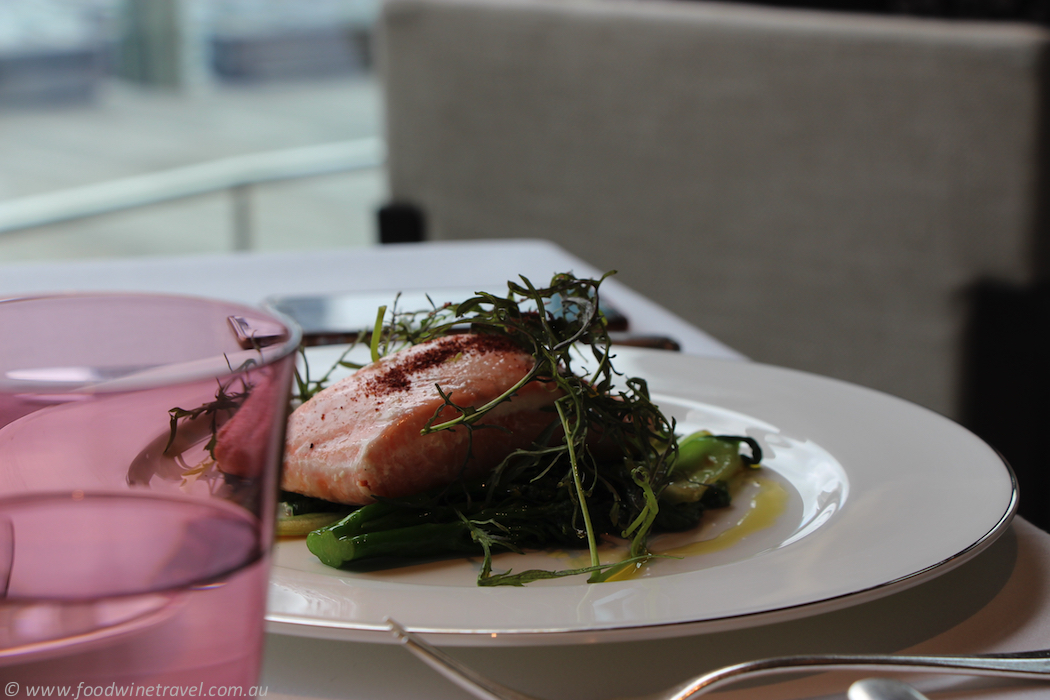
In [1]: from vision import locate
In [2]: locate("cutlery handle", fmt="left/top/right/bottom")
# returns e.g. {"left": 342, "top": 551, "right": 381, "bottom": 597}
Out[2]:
{"left": 607, "top": 333, "right": 681, "bottom": 351}
{"left": 808, "top": 651, "right": 1050, "bottom": 676}
{"left": 674, "top": 651, "right": 1050, "bottom": 699}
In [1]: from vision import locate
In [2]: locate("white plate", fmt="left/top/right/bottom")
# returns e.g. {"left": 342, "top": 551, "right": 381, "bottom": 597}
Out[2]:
{"left": 266, "top": 347, "right": 1016, "bottom": 646}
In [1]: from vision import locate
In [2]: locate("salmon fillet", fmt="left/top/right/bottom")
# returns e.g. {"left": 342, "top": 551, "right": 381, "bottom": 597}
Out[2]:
{"left": 282, "top": 334, "right": 562, "bottom": 505}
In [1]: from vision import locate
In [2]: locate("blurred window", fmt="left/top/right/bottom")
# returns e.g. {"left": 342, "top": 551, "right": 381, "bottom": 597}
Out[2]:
{"left": 0, "top": 0, "right": 384, "bottom": 261}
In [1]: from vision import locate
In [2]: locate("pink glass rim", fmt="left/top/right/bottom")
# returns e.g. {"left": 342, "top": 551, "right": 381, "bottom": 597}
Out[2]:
{"left": 0, "top": 291, "right": 302, "bottom": 394}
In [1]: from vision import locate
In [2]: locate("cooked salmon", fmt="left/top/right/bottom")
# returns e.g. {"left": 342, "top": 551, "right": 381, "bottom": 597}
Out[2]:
{"left": 282, "top": 334, "right": 562, "bottom": 505}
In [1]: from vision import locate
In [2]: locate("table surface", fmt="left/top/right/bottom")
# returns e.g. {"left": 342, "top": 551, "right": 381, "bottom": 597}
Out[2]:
{"left": 1, "top": 239, "right": 1046, "bottom": 700}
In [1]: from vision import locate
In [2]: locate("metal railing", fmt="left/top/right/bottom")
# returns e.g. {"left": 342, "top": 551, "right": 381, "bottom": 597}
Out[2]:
{"left": 0, "top": 137, "right": 386, "bottom": 251}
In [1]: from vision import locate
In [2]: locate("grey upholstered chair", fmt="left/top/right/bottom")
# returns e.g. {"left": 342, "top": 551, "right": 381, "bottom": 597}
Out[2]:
{"left": 377, "top": 0, "right": 1050, "bottom": 428}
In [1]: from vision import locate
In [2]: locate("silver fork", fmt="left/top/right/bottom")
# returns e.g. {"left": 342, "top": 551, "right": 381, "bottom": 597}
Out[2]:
{"left": 386, "top": 618, "right": 1050, "bottom": 700}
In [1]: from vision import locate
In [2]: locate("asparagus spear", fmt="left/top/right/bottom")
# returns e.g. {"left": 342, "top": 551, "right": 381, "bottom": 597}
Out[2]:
{"left": 304, "top": 432, "right": 760, "bottom": 573}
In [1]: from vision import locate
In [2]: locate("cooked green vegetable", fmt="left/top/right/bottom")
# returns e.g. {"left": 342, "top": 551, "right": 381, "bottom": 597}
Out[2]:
{"left": 289, "top": 272, "right": 761, "bottom": 585}
{"left": 654, "top": 433, "right": 761, "bottom": 532}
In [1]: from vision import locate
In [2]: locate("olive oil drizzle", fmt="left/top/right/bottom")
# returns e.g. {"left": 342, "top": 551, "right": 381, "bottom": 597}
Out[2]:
{"left": 659, "top": 476, "right": 788, "bottom": 558}
{"left": 603, "top": 476, "right": 788, "bottom": 582}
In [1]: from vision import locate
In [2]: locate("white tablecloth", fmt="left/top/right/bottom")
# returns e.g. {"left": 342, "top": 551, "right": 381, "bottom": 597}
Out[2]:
{"left": 1, "top": 240, "right": 1045, "bottom": 700}
{"left": 0, "top": 239, "right": 740, "bottom": 362}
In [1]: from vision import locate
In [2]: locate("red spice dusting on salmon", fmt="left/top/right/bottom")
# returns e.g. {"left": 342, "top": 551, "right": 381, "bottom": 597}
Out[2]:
{"left": 361, "top": 334, "right": 523, "bottom": 397}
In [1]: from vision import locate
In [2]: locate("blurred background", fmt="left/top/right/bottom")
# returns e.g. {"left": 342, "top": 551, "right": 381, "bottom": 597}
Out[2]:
{"left": 2, "top": 0, "right": 1049, "bottom": 528}
{"left": 0, "top": 0, "right": 384, "bottom": 261}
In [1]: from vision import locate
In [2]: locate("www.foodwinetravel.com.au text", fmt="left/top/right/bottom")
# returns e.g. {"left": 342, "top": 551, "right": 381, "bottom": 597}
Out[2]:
{"left": 4, "top": 683, "right": 268, "bottom": 699}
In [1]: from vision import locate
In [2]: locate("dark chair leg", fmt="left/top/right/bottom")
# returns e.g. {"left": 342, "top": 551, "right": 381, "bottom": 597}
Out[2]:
{"left": 959, "top": 279, "right": 1050, "bottom": 530}
{"left": 378, "top": 202, "right": 426, "bottom": 244}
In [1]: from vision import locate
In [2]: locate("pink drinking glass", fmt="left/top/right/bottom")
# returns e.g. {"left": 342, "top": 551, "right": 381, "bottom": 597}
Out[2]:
{"left": 0, "top": 293, "right": 300, "bottom": 695}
